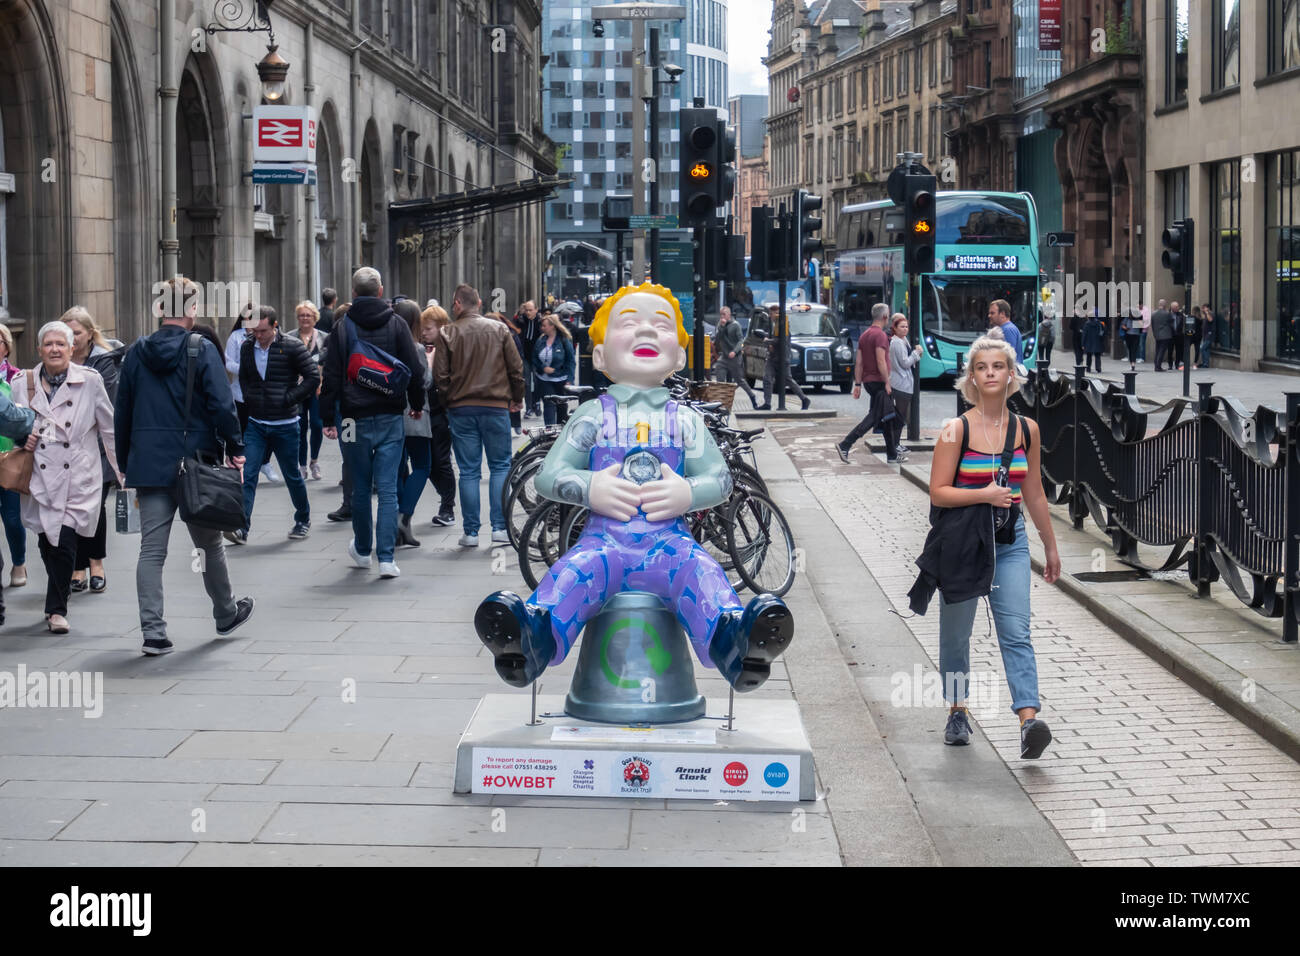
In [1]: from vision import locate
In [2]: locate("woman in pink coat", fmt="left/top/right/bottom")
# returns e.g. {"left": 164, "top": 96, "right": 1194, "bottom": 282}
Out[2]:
{"left": 11, "top": 320, "right": 123, "bottom": 633}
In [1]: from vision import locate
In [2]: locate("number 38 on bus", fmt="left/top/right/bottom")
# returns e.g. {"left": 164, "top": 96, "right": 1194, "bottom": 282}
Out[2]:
{"left": 831, "top": 191, "right": 1043, "bottom": 381}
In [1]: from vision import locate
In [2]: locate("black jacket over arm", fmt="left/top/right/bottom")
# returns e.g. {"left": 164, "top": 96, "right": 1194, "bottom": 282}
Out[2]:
{"left": 907, "top": 503, "right": 997, "bottom": 615}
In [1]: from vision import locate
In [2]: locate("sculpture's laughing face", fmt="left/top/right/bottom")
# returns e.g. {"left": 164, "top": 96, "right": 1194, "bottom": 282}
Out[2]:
{"left": 592, "top": 292, "right": 687, "bottom": 389}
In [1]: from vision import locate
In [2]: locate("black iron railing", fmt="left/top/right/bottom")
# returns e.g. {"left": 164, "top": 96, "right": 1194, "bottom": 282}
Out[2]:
{"left": 954, "top": 357, "right": 1299, "bottom": 643}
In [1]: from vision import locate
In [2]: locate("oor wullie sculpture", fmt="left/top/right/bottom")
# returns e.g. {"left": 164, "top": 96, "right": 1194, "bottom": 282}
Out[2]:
{"left": 474, "top": 283, "right": 794, "bottom": 694}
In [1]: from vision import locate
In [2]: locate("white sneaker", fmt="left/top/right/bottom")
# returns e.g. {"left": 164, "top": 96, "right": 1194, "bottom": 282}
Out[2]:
{"left": 379, "top": 561, "right": 400, "bottom": 579}
{"left": 347, "top": 539, "right": 372, "bottom": 569}
{"left": 300, "top": 466, "right": 310, "bottom": 481}
{"left": 458, "top": 534, "right": 479, "bottom": 548}
{"left": 261, "top": 463, "right": 281, "bottom": 483}
{"left": 491, "top": 529, "right": 510, "bottom": 544}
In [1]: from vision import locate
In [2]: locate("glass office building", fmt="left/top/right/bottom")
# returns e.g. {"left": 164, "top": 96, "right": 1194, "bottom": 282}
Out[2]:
{"left": 543, "top": 0, "right": 729, "bottom": 287}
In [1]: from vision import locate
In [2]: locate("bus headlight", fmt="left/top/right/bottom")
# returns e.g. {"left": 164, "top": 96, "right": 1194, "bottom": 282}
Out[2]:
{"left": 924, "top": 335, "right": 941, "bottom": 359}
{"left": 835, "top": 345, "right": 852, "bottom": 361}
{"left": 1023, "top": 334, "right": 1036, "bottom": 356}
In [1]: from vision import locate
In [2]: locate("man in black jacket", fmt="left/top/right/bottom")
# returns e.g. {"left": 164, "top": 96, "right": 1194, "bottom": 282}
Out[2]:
{"left": 317, "top": 288, "right": 337, "bottom": 335}
{"left": 231, "top": 305, "right": 320, "bottom": 544}
{"left": 321, "top": 267, "right": 426, "bottom": 579}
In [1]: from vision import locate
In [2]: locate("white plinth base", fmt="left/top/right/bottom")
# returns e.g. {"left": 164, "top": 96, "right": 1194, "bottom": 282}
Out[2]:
{"left": 454, "top": 694, "right": 816, "bottom": 802}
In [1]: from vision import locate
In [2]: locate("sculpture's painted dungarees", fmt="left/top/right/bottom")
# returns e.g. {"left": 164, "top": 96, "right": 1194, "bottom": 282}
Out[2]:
{"left": 532, "top": 390, "right": 742, "bottom": 666}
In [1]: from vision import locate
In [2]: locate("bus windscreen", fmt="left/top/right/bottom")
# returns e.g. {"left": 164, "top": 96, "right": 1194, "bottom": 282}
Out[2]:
{"left": 922, "top": 276, "right": 1039, "bottom": 343}
{"left": 936, "top": 195, "right": 1032, "bottom": 246}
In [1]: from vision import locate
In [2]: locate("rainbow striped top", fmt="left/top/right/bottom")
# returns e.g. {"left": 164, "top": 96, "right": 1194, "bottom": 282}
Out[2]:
{"left": 955, "top": 447, "right": 1029, "bottom": 503}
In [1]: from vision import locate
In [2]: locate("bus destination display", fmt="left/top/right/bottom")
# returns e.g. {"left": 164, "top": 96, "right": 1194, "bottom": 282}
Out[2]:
{"left": 943, "top": 254, "right": 1020, "bottom": 272}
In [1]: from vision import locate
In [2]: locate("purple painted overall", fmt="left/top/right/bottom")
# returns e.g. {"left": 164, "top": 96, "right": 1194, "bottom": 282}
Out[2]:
{"left": 532, "top": 395, "right": 743, "bottom": 666}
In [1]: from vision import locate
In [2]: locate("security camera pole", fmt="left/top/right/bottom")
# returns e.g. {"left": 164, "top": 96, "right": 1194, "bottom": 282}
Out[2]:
{"left": 594, "top": 4, "right": 686, "bottom": 284}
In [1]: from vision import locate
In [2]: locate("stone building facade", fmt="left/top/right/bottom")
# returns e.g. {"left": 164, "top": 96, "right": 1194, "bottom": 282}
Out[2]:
{"left": 0, "top": 0, "right": 553, "bottom": 359}
{"left": 1146, "top": 0, "right": 1300, "bottom": 372}
{"left": 796, "top": 0, "right": 955, "bottom": 256}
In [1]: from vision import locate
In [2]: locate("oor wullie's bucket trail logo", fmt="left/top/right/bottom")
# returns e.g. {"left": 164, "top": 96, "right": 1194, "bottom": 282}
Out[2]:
{"left": 621, "top": 756, "right": 652, "bottom": 790}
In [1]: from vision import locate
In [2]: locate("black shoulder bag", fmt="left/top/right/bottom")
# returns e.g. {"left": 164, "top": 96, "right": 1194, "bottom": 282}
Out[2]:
{"left": 176, "top": 333, "right": 246, "bottom": 532}
{"left": 957, "top": 413, "right": 1027, "bottom": 544}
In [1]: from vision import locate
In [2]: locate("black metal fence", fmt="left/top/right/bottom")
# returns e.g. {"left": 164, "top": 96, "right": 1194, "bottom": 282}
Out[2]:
{"left": 956, "top": 358, "right": 1299, "bottom": 643}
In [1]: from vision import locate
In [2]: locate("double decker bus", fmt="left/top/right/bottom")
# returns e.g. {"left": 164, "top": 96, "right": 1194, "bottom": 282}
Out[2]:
{"left": 832, "top": 191, "right": 1042, "bottom": 380}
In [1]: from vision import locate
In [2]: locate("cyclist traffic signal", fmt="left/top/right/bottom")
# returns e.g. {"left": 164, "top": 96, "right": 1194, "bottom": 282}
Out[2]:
{"left": 903, "top": 173, "right": 937, "bottom": 274}
{"left": 679, "top": 109, "right": 734, "bottom": 227}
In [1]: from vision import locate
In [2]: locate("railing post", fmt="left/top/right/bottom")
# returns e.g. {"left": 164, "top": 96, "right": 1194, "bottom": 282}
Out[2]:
{"left": 1284, "top": 393, "right": 1300, "bottom": 643}
{"left": 1195, "top": 382, "right": 1215, "bottom": 598}
{"left": 1035, "top": 358, "right": 1048, "bottom": 421}
{"left": 1072, "top": 363, "right": 1085, "bottom": 528}
{"left": 1123, "top": 370, "right": 1137, "bottom": 396}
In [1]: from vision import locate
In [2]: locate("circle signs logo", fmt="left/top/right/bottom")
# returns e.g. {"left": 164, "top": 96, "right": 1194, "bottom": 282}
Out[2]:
{"left": 722, "top": 761, "right": 748, "bottom": 786}
{"left": 764, "top": 762, "right": 790, "bottom": 788}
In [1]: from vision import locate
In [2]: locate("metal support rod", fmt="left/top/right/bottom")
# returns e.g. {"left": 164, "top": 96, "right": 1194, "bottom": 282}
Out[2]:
{"left": 304, "top": 20, "right": 317, "bottom": 302}
{"left": 528, "top": 682, "right": 542, "bottom": 726}
{"left": 350, "top": 0, "right": 362, "bottom": 273}
{"left": 1072, "top": 363, "right": 1085, "bottom": 529}
{"left": 725, "top": 687, "right": 735, "bottom": 732}
{"left": 1123, "top": 370, "right": 1137, "bottom": 395}
{"left": 1182, "top": 284, "right": 1194, "bottom": 398}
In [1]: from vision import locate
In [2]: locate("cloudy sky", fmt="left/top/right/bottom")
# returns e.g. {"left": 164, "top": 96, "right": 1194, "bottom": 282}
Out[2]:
{"left": 729, "top": 0, "right": 775, "bottom": 96}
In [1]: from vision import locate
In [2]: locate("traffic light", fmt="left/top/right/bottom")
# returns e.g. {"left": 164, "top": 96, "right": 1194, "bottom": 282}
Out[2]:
{"left": 680, "top": 108, "right": 720, "bottom": 226}
{"left": 794, "top": 190, "right": 823, "bottom": 277}
{"left": 706, "top": 225, "right": 746, "bottom": 284}
{"left": 601, "top": 194, "right": 632, "bottom": 232}
{"left": 903, "top": 173, "right": 937, "bottom": 274}
{"left": 1162, "top": 217, "right": 1194, "bottom": 286}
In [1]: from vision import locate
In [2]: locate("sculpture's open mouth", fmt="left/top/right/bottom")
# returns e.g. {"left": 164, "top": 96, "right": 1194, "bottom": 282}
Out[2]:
{"left": 633, "top": 346, "right": 659, "bottom": 357}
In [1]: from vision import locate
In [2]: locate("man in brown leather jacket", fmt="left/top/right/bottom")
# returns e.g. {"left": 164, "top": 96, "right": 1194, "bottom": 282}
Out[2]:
{"left": 433, "top": 284, "right": 524, "bottom": 548}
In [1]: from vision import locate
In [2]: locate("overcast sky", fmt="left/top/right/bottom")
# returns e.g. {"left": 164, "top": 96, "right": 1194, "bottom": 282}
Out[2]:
{"left": 729, "top": 0, "right": 782, "bottom": 97}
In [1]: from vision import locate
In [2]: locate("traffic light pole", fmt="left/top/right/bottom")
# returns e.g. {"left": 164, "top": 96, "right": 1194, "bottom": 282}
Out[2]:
{"left": 909, "top": 272, "right": 921, "bottom": 441}
{"left": 692, "top": 223, "right": 705, "bottom": 381}
{"left": 777, "top": 279, "right": 788, "bottom": 411}
{"left": 1183, "top": 280, "right": 1194, "bottom": 398}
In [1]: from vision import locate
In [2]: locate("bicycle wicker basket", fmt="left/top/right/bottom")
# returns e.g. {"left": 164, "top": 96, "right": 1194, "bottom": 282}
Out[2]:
{"left": 688, "top": 381, "right": 738, "bottom": 411}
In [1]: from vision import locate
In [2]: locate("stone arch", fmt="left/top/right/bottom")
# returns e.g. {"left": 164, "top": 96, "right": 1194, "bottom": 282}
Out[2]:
{"left": 111, "top": 0, "right": 151, "bottom": 342}
{"left": 315, "top": 100, "right": 345, "bottom": 297}
{"left": 176, "top": 51, "right": 234, "bottom": 293}
{"left": 359, "top": 118, "right": 382, "bottom": 270}
{"left": 0, "top": 0, "right": 72, "bottom": 357}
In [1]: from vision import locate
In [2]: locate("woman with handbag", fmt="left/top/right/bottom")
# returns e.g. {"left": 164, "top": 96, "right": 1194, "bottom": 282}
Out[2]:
{"left": 11, "top": 320, "right": 123, "bottom": 633}
{"left": 64, "top": 307, "right": 125, "bottom": 594}
{"left": 0, "top": 323, "right": 30, "bottom": 589}
{"left": 927, "top": 335, "right": 1061, "bottom": 759}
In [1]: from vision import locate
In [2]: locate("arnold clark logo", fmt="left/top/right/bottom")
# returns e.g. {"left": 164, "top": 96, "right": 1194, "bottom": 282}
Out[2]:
{"left": 763, "top": 762, "right": 790, "bottom": 788}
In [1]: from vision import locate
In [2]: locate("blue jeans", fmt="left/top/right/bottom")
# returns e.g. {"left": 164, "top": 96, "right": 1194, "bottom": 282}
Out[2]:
{"left": 344, "top": 413, "right": 405, "bottom": 562}
{"left": 399, "top": 435, "right": 432, "bottom": 515}
{"left": 0, "top": 487, "right": 25, "bottom": 566}
{"left": 1200, "top": 337, "right": 1211, "bottom": 367}
{"left": 447, "top": 409, "right": 512, "bottom": 536}
{"left": 298, "top": 394, "right": 323, "bottom": 467}
{"left": 242, "top": 419, "right": 310, "bottom": 530}
{"left": 937, "top": 516, "right": 1041, "bottom": 713}
{"left": 1137, "top": 332, "right": 1147, "bottom": 361}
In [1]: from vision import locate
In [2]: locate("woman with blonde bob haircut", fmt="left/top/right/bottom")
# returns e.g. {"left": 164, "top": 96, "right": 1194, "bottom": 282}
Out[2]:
{"left": 928, "top": 334, "right": 1060, "bottom": 759}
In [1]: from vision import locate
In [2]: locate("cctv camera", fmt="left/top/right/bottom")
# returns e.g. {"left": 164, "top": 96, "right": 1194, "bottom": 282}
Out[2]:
{"left": 664, "top": 63, "right": 684, "bottom": 81}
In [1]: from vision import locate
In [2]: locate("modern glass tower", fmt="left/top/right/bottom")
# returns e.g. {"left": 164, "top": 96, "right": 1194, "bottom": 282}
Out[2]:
{"left": 542, "top": 0, "right": 729, "bottom": 289}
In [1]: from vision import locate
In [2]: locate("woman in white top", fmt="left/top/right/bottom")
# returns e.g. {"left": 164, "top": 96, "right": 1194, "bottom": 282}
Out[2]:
{"left": 887, "top": 313, "right": 922, "bottom": 463}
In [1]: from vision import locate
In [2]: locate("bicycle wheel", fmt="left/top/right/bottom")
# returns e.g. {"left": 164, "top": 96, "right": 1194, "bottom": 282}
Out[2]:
{"left": 729, "top": 460, "right": 768, "bottom": 495}
{"left": 558, "top": 504, "right": 589, "bottom": 553}
{"left": 517, "top": 500, "right": 567, "bottom": 591}
{"left": 504, "top": 458, "right": 545, "bottom": 550}
{"left": 690, "top": 505, "right": 744, "bottom": 591}
{"left": 726, "top": 490, "right": 796, "bottom": 598}
{"left": 502, "top": 444, "right": 552, "bottom": 515}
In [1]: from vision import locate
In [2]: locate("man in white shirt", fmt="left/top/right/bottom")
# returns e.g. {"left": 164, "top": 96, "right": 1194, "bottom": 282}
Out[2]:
{"left": 226, "top": 307, "right": 281, "bottom": 483}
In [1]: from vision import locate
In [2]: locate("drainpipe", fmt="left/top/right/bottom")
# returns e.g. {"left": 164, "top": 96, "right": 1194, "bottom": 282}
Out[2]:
{"left": 351, "top": 0, "right": 362, "bottom": 273}
{"left": 160, "top": 0, "right": 178, "bottom": 278}
{"left": 304, "top": 20, "right": 317, "bottom": 299}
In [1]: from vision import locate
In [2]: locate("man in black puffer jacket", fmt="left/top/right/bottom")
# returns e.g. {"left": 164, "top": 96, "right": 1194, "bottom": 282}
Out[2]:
{"left": 233, "top": 305, "right": 320, "bottom": 544}
{"left": 320, "top": 267, "right": 426, "bottom": 579}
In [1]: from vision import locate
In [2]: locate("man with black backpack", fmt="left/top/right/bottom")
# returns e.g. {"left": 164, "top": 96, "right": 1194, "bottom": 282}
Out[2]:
{"left": 115, "top": 276, "right": 254, "bottom": 656}
{"left": 321, "top": 267, "right": 426, "bottom": 579}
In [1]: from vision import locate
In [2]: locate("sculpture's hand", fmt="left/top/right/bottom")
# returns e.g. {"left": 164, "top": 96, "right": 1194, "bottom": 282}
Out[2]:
{"left": 588, "top": 462, "right": 640, "bottom": 521}
{"left": 638, "top": 463, "right": 693, "bottom": 522}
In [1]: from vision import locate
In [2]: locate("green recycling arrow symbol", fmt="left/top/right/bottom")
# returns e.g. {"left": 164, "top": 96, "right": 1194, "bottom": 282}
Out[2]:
{"left": 600, "top": 618, "right": 672, "bottom": 688}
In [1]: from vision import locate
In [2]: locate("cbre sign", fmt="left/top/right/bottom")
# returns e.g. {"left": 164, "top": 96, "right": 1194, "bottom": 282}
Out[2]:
{"left": 253, "top": 105, "right": 317, "bottom": 164}
{"left": 1039, "top": 0, "right": 1062, "bottom": 51}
